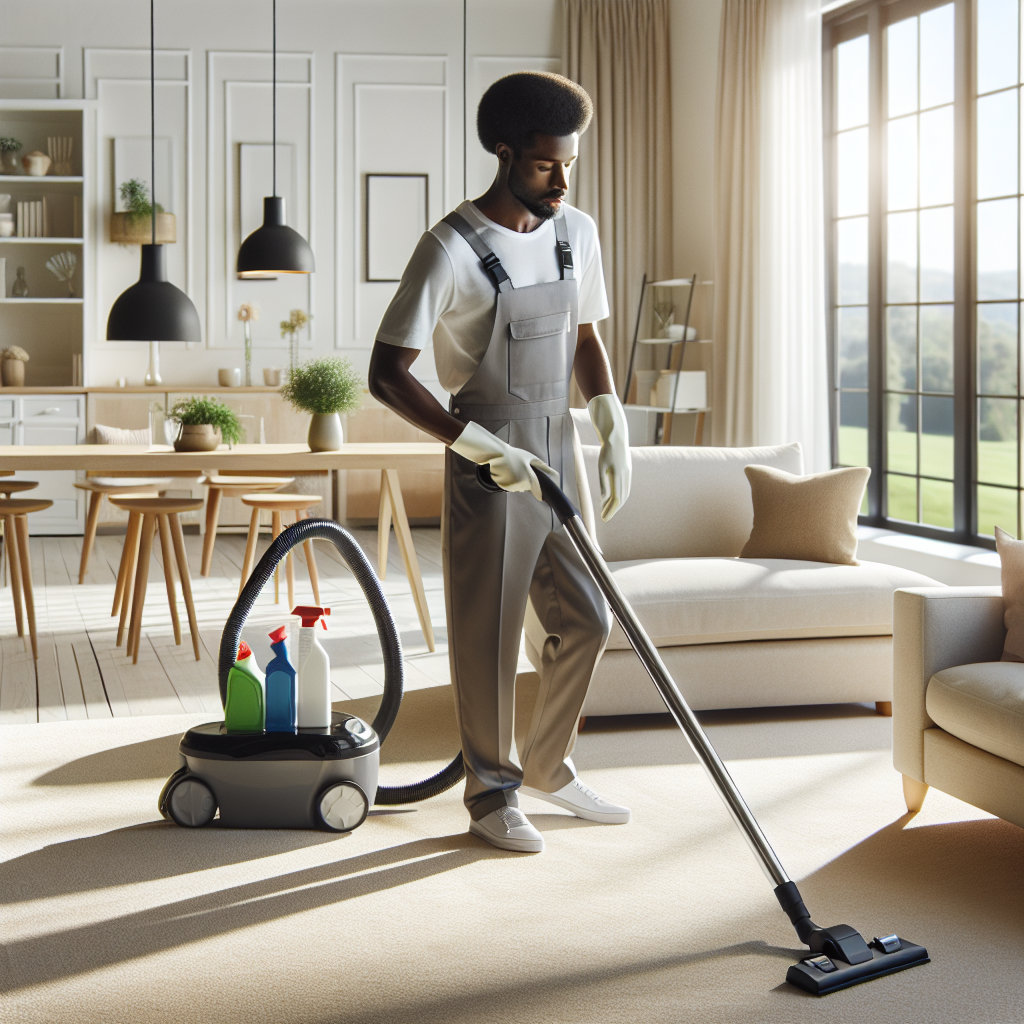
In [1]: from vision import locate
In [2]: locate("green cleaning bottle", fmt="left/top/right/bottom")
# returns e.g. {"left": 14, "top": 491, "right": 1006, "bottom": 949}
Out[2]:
{"left": 224, "top": 641, "right": 265, "bottom": 733}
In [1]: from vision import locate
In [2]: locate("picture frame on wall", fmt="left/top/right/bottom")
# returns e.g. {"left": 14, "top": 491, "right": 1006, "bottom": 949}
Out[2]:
{"left": 365, "top": 173, "right": 428, "bottom": 282}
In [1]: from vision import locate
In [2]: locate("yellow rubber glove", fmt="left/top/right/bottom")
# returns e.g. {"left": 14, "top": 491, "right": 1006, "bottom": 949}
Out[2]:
{"left": 449, "top": 421, "right": 558, "bottom": 502}
{"left": 588, "top": 393, "right": 632, "bottom": 520}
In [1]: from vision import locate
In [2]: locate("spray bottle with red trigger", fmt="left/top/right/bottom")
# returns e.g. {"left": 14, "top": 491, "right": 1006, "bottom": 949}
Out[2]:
{"left": 292, "top": 605, "right": 331, "bottom": 728}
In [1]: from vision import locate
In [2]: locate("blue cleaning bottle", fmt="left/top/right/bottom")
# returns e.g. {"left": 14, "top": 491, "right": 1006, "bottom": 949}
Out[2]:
{"left": 264, "top": 625, "right": 297, "bottom": 732}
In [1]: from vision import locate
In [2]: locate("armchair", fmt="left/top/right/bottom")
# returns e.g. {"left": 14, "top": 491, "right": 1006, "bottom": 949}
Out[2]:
{"left": 893, "top": 587, "right": 1023, "bottom": 827}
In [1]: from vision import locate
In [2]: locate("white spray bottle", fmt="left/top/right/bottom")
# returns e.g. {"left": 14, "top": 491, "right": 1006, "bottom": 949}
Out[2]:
{"left": 292, "top": 605, "right": 332, "bottom": 728}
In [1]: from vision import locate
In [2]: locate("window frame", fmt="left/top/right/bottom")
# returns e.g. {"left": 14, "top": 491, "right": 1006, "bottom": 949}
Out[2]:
{"left": 823, "top": 0, "right": 995, "bottom": 548}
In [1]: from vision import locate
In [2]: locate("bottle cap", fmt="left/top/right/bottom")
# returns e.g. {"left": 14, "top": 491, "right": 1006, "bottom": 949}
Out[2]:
{"left": 237, "top": 641, "right": 252, "bottom": 661}
{"left": 291, "top": 605, "right": 331, "bottom": 628}
{"left": 268, "top": 625, "right": 288, "bottom": 644}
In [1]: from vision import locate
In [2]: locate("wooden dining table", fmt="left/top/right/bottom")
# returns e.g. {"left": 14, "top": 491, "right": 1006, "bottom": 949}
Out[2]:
{"left": 0, "top": 442, "right": 447, "bottom": 650}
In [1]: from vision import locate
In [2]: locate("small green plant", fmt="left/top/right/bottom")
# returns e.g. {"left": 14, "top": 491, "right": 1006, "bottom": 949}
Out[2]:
{"left": 0, "top": 137, "right": 22, "bottom": 154}
{"left": 119, "top": 178, "right": 164, "bottom": 221}
{"left": 169, "top": 396, "right": 242, "bottom": 444}
{"left": 281, "top": 357, "right": 363, "bottom": 416}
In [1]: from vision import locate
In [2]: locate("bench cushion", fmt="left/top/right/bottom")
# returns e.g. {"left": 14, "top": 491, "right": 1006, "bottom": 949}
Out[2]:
{"left": 598, "top": 557, "right": 940, "bottom": 650}
{"left": 926, "top": 662, "right": 1024, "bottom": 767}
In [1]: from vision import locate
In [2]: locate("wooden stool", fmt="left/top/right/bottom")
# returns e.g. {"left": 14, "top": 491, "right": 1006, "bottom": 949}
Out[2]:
{"left": 0, "top": 497, "right": 53, "bottom": 659}
{"left": 73, "top": 477, "right": 173, "bottom": 584}
{"left": 238, "top": 494, "right": 322, "bottom": 608}
{"left": 108, "top": 496, "right": 204, "bottom": 665}
{"left": 200, "top": 473, "right": 294, "bottom": 577}
{"left": 0, "top": 480, "right": 37, "bottom": 587}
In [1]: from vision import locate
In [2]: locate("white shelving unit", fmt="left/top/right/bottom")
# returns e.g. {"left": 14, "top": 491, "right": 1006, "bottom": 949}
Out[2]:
{"left": 0, "top": 100, "right": 94, "bottom": 387}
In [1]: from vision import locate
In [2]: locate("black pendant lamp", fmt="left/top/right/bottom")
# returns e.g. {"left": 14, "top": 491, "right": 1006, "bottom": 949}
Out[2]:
{"left": 107, "top": 0, "right": 201, "bottom": 384}
{"left": 236, "top": 0, "right": 315, "bottom": 278}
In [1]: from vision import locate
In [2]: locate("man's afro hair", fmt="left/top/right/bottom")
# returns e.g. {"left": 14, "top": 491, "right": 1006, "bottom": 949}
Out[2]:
{"left": 477, "top": 71, "right": 593, "bottom": 154}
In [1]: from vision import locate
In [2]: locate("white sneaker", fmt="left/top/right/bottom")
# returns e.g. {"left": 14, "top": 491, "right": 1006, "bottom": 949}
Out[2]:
{"left": 521, "top": 778, "right": 631, "bottom": 824}
{"left": 469, "top": 806, "right": 545, "bottom": 853}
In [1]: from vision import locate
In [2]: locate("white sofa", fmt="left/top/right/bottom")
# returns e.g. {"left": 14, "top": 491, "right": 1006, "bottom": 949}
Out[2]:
{"left": 893, "top": 587, "right": 1023, "bottom": 827}
{"left": 526, "top": 442, "right": 943, "bottom": 716}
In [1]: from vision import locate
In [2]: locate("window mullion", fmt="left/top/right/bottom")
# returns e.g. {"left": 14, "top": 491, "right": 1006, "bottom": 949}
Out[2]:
{"left": 952, "top": 0, "right": 974, "bottom": 539}
{"left": 867, "top": 4, "right": 886, "bottom": 520}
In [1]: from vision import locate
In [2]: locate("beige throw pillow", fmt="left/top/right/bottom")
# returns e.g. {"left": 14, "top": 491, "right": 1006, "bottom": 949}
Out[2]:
{"left": 740, "top": 465, "right": 871, "bottom": 566}
{"left": 94, "top": 423, "right": 152, "bottom": 445}
{"left": 994, "top": 526, "right": 1024, "bottom": 663}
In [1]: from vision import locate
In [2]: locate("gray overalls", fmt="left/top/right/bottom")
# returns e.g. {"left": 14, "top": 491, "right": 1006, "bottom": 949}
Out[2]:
{"left": 442, "top": 210, "right": 612, "bottom": 820}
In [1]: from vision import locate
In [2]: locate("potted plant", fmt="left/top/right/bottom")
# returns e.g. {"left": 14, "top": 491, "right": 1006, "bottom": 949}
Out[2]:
{"left": 0, "top": 137, "right": 22, "bottom": 175}
{"left": 1, "top": 345, "right": 29, "bottom": 387}
{"left": 281, "top": 357, "right": 362, "bottom": 451}
{"left": 110, "top": 178, "right": 176, "bottom": 244}
{"left": 169, "top": 396, "right": 242, "bottom": 452}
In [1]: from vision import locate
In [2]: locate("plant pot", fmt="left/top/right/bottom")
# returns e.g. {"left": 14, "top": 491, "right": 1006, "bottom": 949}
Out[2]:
{"left": 2, "top": 359, "right": 26, "bottom": 387}
{"left": 109, "top": 212, "right": 177, "bottom": 244}
{"left": 307, "top": 412, "right": 343, "bottom": 452}
{"left": 174, "top": 424, "right": 221, "bottom": 452}
{"left": 0, "top": 152, "right": 20, "bottom": 175}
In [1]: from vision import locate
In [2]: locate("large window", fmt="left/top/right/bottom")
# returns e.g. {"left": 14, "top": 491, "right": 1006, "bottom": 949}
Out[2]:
{"left": 826, "top": 0, "right": 1023, "bottom": 545}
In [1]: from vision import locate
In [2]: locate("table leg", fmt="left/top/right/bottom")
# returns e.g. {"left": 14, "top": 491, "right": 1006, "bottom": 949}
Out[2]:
{"left": 296, "top": 509, "right": 321, "bottom": 605}
{"left": 170, "top": 513, "right": 202, "bottom": 661}
{"left": 201, "top": 487, "right": 223, "bottom": 577}
{"left": 14, "top": 516, "right": 38, "bottom": 659}
{"left": 694, "top": 411, "right": 706, "bottom": 446}
{"left": 239, "top": 507, "right": 261, "bottom": 597}
{"left": 384, "top": 468, "right": 435, "bottom": 652}
{"left": 79, "top": 490, "right": 102, "bottom": 584}
{"left": 157, "top": 514, "right": 182, "bottom": 646}
{"left": 128, "top": 514, "right": 156, "bottom": 664}
{"left": 377, "top": 472, "right": 392, "bottom": 580}
{"left": 5, "top": 514, "right": 25, "bottom": 640}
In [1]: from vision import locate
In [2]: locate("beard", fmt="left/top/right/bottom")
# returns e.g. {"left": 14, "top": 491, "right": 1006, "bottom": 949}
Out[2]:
{"left": 507, "top": 163, "right": 564, "bottom": 220}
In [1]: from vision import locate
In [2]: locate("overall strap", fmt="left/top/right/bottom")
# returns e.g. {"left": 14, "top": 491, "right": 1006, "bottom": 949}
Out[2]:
{"left": 443, "top": 212, "right": 513, "bottom": 293}
{"left": 553, "top": 213, "right": 574, "bottom": 281}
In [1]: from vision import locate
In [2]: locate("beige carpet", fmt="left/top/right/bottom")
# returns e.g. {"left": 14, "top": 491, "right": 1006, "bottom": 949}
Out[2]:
{"left": 1, "top": 685, "right": 1021, "bottom": 1024}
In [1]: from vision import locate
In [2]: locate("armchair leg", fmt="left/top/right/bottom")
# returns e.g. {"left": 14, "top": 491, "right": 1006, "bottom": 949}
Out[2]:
{"left": 902, "top": 775, "right": 929, "bottom": 813}
{"left": 875, "top": 701, "right": 893, "bottom": 716}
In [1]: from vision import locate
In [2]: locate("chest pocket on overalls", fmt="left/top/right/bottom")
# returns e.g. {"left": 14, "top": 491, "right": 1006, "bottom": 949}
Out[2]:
{"left": 507, "top": 311, "right": 571, "bottom": 402}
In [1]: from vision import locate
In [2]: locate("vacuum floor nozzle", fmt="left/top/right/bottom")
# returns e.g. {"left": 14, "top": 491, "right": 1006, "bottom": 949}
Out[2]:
{"left": 787, "top": 936, "right": 930, "bottom": 995}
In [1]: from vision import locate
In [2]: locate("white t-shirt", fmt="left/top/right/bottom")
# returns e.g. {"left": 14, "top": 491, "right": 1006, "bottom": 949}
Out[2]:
{"left": 375, "top": 199, "right": 610, "bottom": 394}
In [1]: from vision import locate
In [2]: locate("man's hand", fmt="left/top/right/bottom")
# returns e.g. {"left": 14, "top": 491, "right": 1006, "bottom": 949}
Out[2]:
{"left": 450, "top": 421, "right": 558, "bottom": 502}
{"left": 588, "top": 393, "right": 631, "bottom": 520}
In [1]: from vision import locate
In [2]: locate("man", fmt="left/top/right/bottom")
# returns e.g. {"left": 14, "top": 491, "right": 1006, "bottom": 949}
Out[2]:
{"left": 368, "top": 72, "right": 631, "bottom": 853}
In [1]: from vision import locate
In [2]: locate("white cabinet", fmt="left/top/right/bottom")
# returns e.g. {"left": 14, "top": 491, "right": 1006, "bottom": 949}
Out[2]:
{"left": 5, "top": 393, "right": 85, "bottom": 535}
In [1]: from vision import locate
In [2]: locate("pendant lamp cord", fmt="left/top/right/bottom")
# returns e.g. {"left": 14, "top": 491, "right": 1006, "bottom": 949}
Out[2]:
{"left": 150, "top": 0, "right": 156, "bottom": 246}
{"left": 272, "top": 0, "right": 277, "bottom": 198}
{"left": 462, "top": 0, "right": 467, "bottom": 200}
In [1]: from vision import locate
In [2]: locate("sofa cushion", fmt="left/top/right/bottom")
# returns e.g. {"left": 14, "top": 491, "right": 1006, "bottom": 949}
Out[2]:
{"left": 582, "top": 443, "right": 804, "bottom": 562}
{"left": 926, "top": 662, "right": 1024, "bottom": 767}
{"left": 994, "top": 526, "right": 1024, "bottom": 663}
{"left": 598, "top": 557, "right": 941, "bottom": 650}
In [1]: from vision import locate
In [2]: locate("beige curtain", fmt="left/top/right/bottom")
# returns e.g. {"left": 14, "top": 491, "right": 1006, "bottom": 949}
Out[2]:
{"left": 713, "top": 0, "right": 830, "bottom": 469}
{"left": 563, "top": 0, "right": 674, "bottom": 397}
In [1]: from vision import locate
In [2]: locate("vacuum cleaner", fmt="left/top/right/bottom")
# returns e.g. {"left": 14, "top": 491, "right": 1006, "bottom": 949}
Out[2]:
{"left": 159, "top": 476, "right": 928, "bottom": 996}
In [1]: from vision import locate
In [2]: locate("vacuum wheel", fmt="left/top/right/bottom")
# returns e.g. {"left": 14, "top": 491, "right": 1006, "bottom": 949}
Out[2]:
{"left": 317, "top": 781, "right": 369, "bottom": 832}
{"left": 165, "top": 774, "right": 218, "bottom": 828}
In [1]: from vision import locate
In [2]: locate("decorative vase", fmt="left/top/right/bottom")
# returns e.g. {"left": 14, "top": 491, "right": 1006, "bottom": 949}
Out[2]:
{"left": 1, "top": 359, "right": 25, "bottom": 387}
{"left": 307, "top": 412, "right": 343, "bottom": 452}
{"left": 173, "top": 424, "right": 221, "bottom": 452}
{"left": 21, "top": 151, "right": 51, "bottom": 177}
{"left": 243, "top": 321, "right": 253, "bottom": 386}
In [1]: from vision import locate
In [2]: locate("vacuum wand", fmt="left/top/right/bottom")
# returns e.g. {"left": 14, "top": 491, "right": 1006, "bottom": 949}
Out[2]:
{"left": 536, "top": 472, "right": 788, "bottom": 886}
{"left": 534, "top": 470, "right": 930, "bottom": 995}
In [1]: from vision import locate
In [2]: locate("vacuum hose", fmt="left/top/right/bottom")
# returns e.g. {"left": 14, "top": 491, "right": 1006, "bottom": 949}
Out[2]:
{"left": 217, "top": 517, "right": 464, "bottom": 805}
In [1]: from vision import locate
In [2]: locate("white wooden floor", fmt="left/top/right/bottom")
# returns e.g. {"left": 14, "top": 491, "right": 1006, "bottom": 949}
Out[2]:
{"left": 0, "top": 525, "right": 486, "bottom": 726}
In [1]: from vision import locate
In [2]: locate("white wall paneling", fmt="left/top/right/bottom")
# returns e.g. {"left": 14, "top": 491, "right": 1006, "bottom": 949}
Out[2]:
{"left": 84, "top": 49, "right": 192, "bottom": 367}
{"left": 335, "top": 54, "right": 450, "bottom": 392}
{"left": 0, "top": 47, "right": 64, "bottom": 99}
{"left": 208, "top": 51, "right": 313, "bottom": 352}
